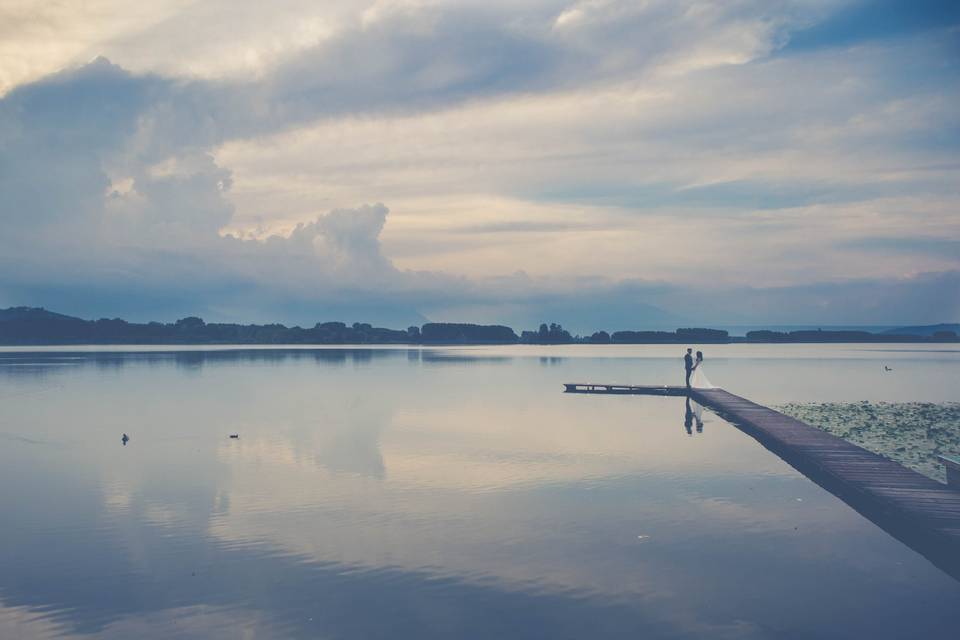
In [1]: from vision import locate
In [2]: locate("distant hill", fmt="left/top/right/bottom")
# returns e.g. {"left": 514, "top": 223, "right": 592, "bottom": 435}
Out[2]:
{"left": 882, "top": 323, "right": 960, "bottom": 337}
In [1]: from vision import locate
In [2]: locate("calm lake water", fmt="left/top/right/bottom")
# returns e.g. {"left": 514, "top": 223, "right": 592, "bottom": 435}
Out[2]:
{"left": 1, "top": 344, "right": 958, "bottom": 639}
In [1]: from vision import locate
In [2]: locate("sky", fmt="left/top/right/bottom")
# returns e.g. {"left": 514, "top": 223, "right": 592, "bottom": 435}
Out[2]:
{"left": 0, "top": 0, "right": 958, "bottom": 331}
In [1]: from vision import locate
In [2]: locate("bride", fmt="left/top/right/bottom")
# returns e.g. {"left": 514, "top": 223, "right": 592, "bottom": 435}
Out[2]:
{"left": 690, "top": 350, "right": 716, "bottom": 389}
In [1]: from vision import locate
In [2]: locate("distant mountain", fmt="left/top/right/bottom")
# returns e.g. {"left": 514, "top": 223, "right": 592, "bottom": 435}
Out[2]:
{"left": 0, "top": 307, "right": 82, "bottom": 323}
{"left": 882, "top": 323, "right": 960, "bottom": 337}
{"left": 0, "top": 307, "right": 95, "bottom": 342}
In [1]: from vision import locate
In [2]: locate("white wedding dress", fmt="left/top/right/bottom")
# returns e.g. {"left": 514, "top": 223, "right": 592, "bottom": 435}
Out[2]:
{"left": 690, "top": 362, "right": 715, "bottom": 389}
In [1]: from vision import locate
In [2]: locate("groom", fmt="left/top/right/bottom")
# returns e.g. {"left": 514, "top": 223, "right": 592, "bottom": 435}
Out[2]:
{"left": 684, "top": 348, "right": 694, "bottom": 388}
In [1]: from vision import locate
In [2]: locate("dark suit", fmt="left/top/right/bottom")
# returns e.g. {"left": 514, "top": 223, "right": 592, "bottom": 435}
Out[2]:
{"left": 684, "top": 353, "right": 694, "bottom": 387}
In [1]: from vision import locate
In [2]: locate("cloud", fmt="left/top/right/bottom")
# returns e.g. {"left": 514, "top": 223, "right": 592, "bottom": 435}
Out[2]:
{"left": 842, "top": 236, "right": 960, "bottom": 258}
{"left": 423, "top": 270, "right": 960, "bottom": 331}
{"left": 0, "top": 58, "right": 436, "bottom": 324}
{"left": 0, "top": 1, "right": 958, "bottom": 327}
{"left": 212, "top": 28, "right": 960, "bottom": 287}
{"left": 650, "top": 270, "right": 960, "bottom": 326}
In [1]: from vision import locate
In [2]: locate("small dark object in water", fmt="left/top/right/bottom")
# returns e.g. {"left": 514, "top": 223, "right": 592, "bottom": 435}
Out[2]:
{"left": 121, "top": 433, "right": 129, "bottom": 445}
{"left": 884, "top": 366, "right": 893, "bottom": 371}
{"left": 229, "top": 434, "right": 239, "bottom": 439}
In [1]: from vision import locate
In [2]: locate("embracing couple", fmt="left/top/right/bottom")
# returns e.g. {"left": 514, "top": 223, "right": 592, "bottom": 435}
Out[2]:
{"left": 684, "top": 348, "right": 713, "bottom": 389}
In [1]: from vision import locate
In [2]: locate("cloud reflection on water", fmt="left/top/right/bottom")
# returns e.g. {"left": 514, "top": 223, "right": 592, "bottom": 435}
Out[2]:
{"left": 0, "top": 346, "right": 958, "bottom": 638}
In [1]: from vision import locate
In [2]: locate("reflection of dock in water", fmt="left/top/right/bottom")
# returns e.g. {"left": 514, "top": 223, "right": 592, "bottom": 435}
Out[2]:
{"left": 564, "top": 382, "right": 960, "bottom": 582}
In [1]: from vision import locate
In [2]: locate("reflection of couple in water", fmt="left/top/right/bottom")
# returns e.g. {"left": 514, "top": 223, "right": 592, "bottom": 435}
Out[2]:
{"left": 684, "top": 397, "right": 703, "bottom": 435}
{"left": 683, "top": 348, "right": 714, "bottom": 435}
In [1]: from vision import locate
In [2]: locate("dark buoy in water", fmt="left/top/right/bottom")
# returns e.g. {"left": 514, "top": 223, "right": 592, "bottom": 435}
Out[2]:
{"left": 121, "top": 433, "right": 129, "bottom": 445}
{"left": 229, "top": 433, "right": 239, "bottom": 439}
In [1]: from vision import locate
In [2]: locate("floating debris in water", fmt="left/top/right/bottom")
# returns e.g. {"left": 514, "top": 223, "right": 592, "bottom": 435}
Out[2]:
{"left": 229, "top": 434, "right": 239, "bottom": 439}
{"left": 777, "top": 401, "right": 960, "bottom": 483}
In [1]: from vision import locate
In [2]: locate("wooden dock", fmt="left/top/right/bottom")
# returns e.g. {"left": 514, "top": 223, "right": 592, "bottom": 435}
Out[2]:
{"left": 563, "top": 383, "right": 688, "bottom": 396}
{"left": 564, "top": 383, "right": 960, "bottom": 581}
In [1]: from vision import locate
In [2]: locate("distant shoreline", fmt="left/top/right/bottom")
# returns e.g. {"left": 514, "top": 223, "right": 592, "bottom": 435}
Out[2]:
{"left": 1, "top": 307, "right": 957, "bottom": 346}
{"left": 3, "top": 345, "right": 960, "bottom": 354}
{"left": 2, "top": 340, "right": 958, "bottom": 348}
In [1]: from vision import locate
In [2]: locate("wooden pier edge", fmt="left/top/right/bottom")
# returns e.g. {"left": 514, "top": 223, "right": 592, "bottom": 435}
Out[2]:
{"left": 564, "top": 383, "right": 960, "bottom": 581}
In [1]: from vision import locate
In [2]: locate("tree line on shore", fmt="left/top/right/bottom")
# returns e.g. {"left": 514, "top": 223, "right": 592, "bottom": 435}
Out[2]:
{"left": 0, "top": 307, "right": 956, "bottom": 345}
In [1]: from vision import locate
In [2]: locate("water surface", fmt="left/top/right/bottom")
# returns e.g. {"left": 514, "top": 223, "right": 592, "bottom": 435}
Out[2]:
{"left": 1, "top": 344, "right": 958, "bottom": 638}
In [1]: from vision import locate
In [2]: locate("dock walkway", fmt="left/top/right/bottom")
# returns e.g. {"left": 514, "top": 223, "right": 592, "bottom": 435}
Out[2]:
{"left": 564, "top": 383, "right": 960, "bottom": 580}
{"left": 563, "top": 383, "right": 688, "bottom": 396}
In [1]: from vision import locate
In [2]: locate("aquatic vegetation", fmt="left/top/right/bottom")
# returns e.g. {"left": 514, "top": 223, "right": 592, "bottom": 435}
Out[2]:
{"left": 777, "top": 402, "right": 960, "bottom": 483}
